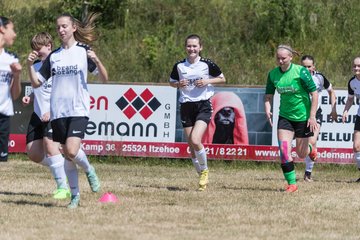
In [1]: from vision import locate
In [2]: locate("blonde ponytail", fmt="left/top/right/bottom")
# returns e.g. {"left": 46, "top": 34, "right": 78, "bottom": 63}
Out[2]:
{"left": 277, "top": 44, "right": 301, "bottom": 57}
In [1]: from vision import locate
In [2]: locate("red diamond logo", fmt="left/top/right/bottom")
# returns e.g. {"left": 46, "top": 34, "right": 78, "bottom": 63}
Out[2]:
{"left": 118, "top": 88, "right": 161, "bottom": 120}
{"left": 139, "top": 106, "right": 153, "bottom": 120}
{"left": 123, "top": 105, "right": 136, "bottom": 119}
{"left": 140, "top": 88, "right": 153, "bottom": 102}
{"left": 124, "top": 88, "right": 137, "bottom": 102}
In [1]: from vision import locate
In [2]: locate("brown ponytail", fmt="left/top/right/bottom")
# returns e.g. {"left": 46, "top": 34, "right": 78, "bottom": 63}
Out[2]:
{"left": 57, "top": 12, "right": 100, "bottom": 46}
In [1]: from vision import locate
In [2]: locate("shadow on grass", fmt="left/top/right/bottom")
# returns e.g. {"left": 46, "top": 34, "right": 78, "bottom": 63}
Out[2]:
{"left": 0, "top": 191, "right": 43, "bottom": 197}
{"left": 2, "top": 199, "right": 57, "bottom": 208}
{"left": 298, "top": 178, "right": 357, "bottom": 183}
{"left": 256, "top": 177, "right": 284, "bottom": 181}
{"left": 133, "top": 184, "right": 189, "bottom": 192}
{"left": 343, "top": 179, "right": 360, "bottom": 184}
{"left": 221, "top": 186, "right": 281, "bottom": 192}
{"left": 257, "top": 177, "right": 358, "bottom": 184}
{"left": 332, "top": 176, "right": 360, "bottom": 183}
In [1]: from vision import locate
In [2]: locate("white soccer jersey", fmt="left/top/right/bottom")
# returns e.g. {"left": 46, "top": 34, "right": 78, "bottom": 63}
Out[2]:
{"left": 0, "top": 49, "right": 19, "bottom": 116}
{"left": 37, "top": 42, "right": 97, "bottom": 120}
{"left": 312, "top": 71, "right": 332, "bottom": 109}
{"left": 31, "top": 61, "right": 52, "bottom": 118}
{"left": 169, "top": 57, "right": 224, "bottom": 103}
{"left": 347, "top": 76, "right": 360, "bottom": 116}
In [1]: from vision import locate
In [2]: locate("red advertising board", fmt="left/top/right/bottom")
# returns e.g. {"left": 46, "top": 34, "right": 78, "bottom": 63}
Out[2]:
{"left": 10, "top": 134, "right": 354, "bottom": 164}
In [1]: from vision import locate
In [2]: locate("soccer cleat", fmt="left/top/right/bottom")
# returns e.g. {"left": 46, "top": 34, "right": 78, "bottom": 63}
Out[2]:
{"left": 198, "top": 169, "right": 209, "bottom": 189}
{"left": 53, "top": 188, "right": 71, "bottom": 200}
{"left": 285, "top": 184, "right": 298, "bottom": 193}
{"left": 309, "top": 145, "right": 317, "bottom": 161}
{"left": 198, "top": 185, "right": 207, "bottom": 191}
{"left": 86, "top": 166, "right": 100, "bottom": 192}
{"left": 356, "top": 178, "right": 360, "bottom": 183}
{"left": 67, "top": 195, "right": 80, "bottom": 209}
{"left": 304, "top": 175, "right": 313, "bottom": 182}
{"left": 304, "top": 172, "right": 313, "bottom": 182}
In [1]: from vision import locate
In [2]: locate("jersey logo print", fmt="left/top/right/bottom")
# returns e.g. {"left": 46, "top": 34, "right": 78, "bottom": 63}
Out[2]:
{"left": 53, "top": 65, "right": 79, "bottom": 76}
{"left": 304, "top": 132, "right": 311, "bottom": 136}
{"left": 0, "top": 71, "right": 12, "bottom": 84}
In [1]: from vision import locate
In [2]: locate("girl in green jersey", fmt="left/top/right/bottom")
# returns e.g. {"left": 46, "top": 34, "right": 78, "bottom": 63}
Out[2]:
{"left": 264, "top": 45, "right": 319, "bottom": 193}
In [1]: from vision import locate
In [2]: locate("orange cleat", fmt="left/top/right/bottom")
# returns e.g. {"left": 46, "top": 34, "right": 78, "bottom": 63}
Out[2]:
{"left": 285, "top": 184, "right": 298, "bottom": 193}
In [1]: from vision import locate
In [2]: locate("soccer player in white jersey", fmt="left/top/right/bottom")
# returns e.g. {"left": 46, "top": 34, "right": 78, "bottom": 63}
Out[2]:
{"left": 301, "top": 55, "right": 337, "bottom": 182}
{"left": 169, "top": 34, "right": 226, "bottom": 191}
{"left": 28, "top": 13, "right": 108, "bottom": 209}
{"left": 0, "top": 16, "right": 22, "bottom": 162}
{"left": 343, "top": 57, "right": 360, "bottom": 182}
{"left": 23, "top": 32, "right": 70, "bottom": 199}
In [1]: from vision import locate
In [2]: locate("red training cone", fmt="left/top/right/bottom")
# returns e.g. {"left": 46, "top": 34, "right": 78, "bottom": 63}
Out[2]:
{"left": 98, "top": 192, "right": 119, "bottom": 203}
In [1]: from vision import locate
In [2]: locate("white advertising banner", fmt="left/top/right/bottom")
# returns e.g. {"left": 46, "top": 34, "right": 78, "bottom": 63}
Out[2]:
{"left": 272, "top": 90, "right": 356, "bottom": 148}
{"left": 9, "top": 83, "right": 356, "bottom": 163}
{"left": 85, "top": 84, "right": 177, "bottom": 142}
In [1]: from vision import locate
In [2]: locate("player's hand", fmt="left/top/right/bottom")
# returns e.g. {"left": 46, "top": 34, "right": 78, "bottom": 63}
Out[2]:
{"left": 178, "top": 79, "right": 189, "bottom": 88}
{"left": 342, "top": 111, "right": 348, "bottom": 123}
{"left": 266, "top": 112, "right": 273, "bottom": 127}
{"left": 330, "top": 110, "right": 338, "bottom": 122}
{"left": 41, "top": 112, "right": 50, "bottom": 122}
{"left": 87, "top": 50, "right": 99, "bottom": 64}
{"left": 307, "top": 116, "right": 319, "bottom": 132}
{"left": 27, "top": 51, "right": 39, "bottom": 65}
{"left": 10, "top": 62, "right": 22, "bottom": 76}
{"left": 195, "top": 79, "right": 208, "bottom": 88}
{"left": 22, "top": 96, "right": 31, "bottom": 106}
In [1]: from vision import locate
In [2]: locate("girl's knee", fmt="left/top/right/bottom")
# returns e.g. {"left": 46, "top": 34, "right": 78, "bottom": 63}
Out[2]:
{"left": 190, "top": 140, "right": 203, "bottom": 151}
{"left": 189, "top": 138, "right": 201, "bottom": 148}
{"left": 296, "top": 146, "right": 309, "bottom": 159}
{"left": 27, "top": 152, "right": 44, "bottom": 163}
{"left": 44, "top": 145, "right": 61, "bottom": 157}
{"left": 354, "top": 146, "right": 360, "bottom": 152}
{"left": 63, "top": 147, "right": 79, "bottom": 160}
{"left": 297, "top": 152, "right": 308, "bottom": 159}
{"left": 353, "top": 140, "right": 360, "bottom": 151}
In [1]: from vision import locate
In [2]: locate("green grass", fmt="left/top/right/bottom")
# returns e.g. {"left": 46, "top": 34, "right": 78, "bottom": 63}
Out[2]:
{"left": 2, "top": 0, "right": 52, "bottom": 9}
{"left": 2, "top": 0, "right": 360, "bottom": 87}
{"left": 1, "top": 155, "right": 360, "bottom": 239}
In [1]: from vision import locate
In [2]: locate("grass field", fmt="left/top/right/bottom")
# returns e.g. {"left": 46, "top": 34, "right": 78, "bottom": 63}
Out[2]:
{"left": 1, "top": 156, "right": 360, "bottom": 240}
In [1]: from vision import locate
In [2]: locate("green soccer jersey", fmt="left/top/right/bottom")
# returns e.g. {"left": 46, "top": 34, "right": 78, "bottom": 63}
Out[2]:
{"left": 265, "top": 63, "right": 316, "bottom": 122}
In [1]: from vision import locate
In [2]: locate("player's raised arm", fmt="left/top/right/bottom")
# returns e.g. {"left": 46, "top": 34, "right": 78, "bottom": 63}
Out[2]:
{"left": 87, "top": 49, "right": 108, "bottom": 83}
{"left": 27, "top": 50, "right": 42, "bottom": 88}
{"left": 10, "top": 62, "right": 22, "bottom": 100}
